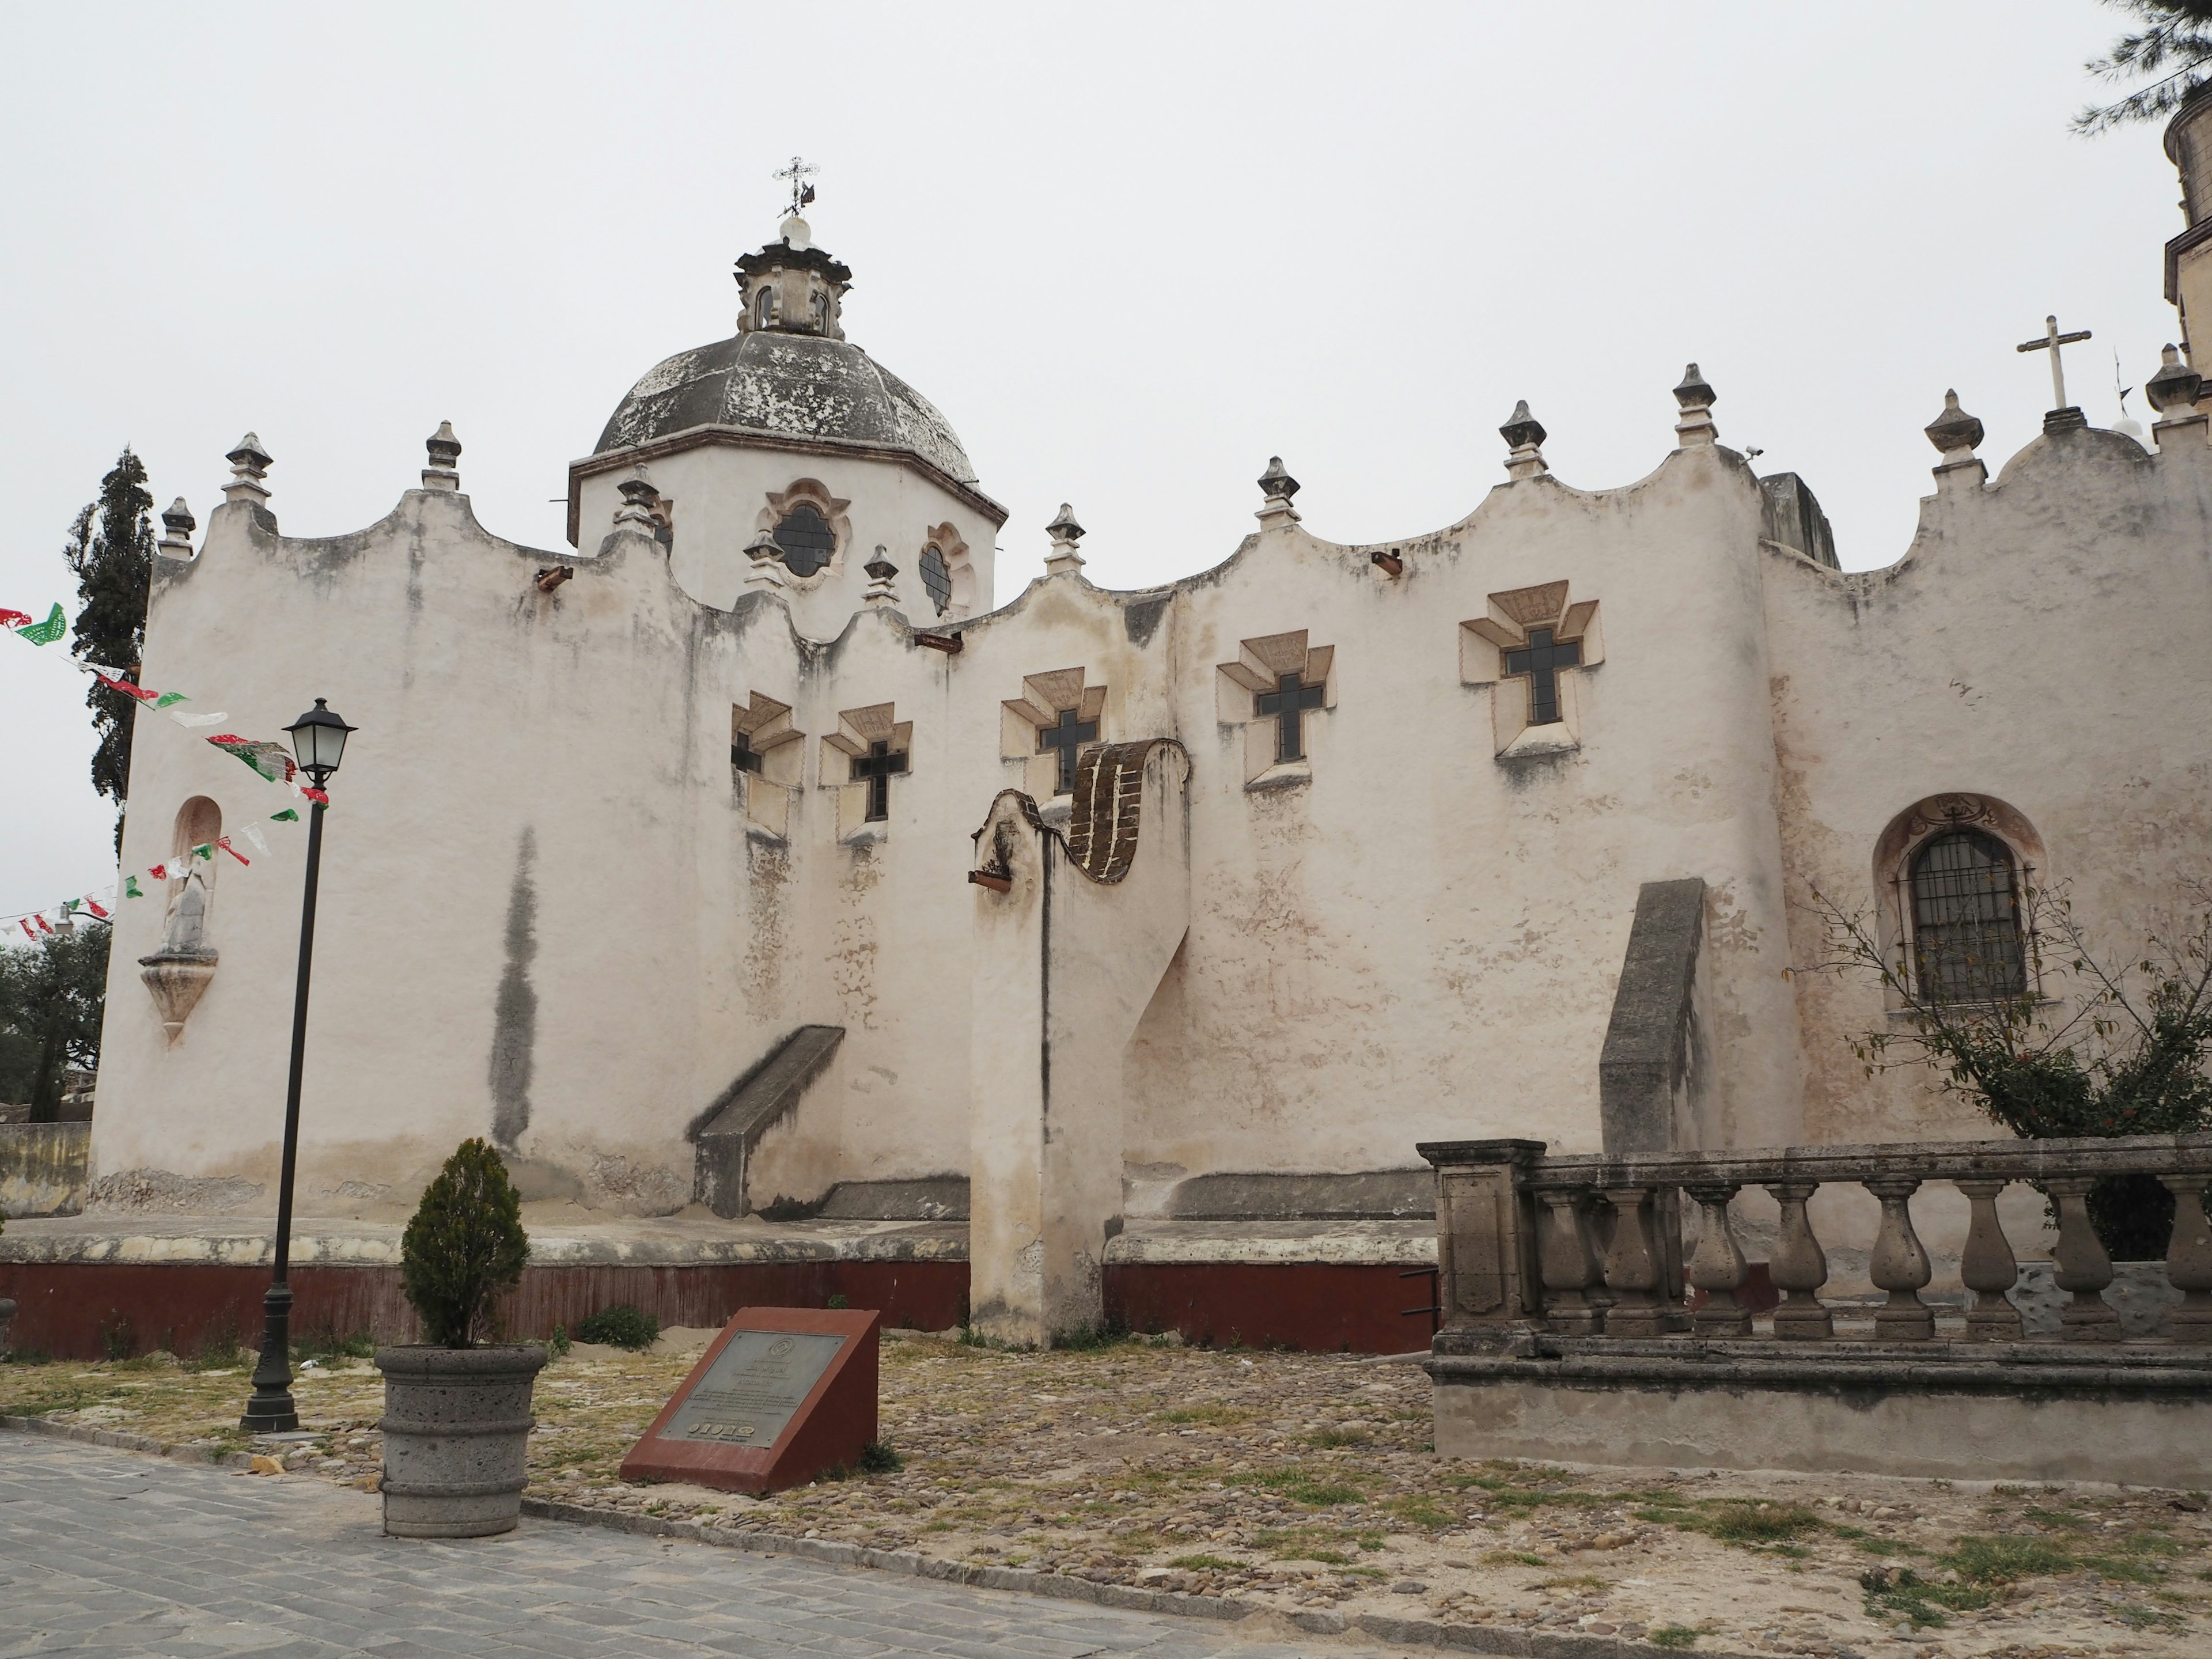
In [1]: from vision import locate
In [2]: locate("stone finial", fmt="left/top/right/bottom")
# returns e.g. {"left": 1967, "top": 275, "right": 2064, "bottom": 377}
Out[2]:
{"left": 224, "top": 433, "right": 272, "bottom": 506}
{"left": 863, "top": 548, "right": 900, "bottom": 609}
{"left": 1044, "top": 503, "right": 1086, "bottom": 575}
{"left": 613, "top": 469, "right": 659, "bottom": 532}
{"left": 1499, "top": 400, "right": 1549, "bottom": 481}
{"left": 157, "top": 497, "right": 196, "bottom": 558}
{"left": 2147, "top": 344, "right": 2206, "bottom": 421}
{"left": 422, "top": 421, "right": 462, "bottom": 492}
{"left": 1255, "top": 457, "right": 1302, "bottom": 530}
{"left": 743, "top": 529, "right": 788, "bottom": 592}
{"left": 1923, "top": 390, "right": 1984, "bottom": 462}
{"left": 1672, "top": 365, "right": 1718, "bottom": 448}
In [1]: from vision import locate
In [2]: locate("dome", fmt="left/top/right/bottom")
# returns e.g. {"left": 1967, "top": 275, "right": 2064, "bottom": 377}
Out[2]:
{"left": 594, "top": 329, "right": 978, "bottom": 486}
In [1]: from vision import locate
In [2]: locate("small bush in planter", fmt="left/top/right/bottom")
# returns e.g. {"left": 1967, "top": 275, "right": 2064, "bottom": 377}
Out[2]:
{"left": 400, "top": 1138, "right": 530, "bottom": 1347}
{"left": 574, "top": 1304, "right": 658, "bottom": 1351}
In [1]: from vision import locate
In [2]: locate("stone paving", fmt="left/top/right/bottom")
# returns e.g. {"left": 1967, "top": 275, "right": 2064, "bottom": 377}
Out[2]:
{"left": 0, "top": 1436, "right": 1325, "bottom": 1659}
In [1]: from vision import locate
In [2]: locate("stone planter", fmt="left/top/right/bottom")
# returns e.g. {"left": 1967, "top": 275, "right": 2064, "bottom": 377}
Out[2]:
{"left": 374, "top": 1343, "right": 546, "bottom": 1537}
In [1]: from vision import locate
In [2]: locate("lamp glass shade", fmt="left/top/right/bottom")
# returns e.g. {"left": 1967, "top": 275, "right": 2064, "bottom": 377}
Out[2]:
{"left": 285, "top": 699, "right": 355, "bottom": 777}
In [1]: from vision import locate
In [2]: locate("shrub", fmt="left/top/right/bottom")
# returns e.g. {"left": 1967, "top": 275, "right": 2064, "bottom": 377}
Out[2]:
{"left": 858, "top": 1440, "right": 903, "bottom": 1474}
{"left": 400, "top": 1139, "right": 529, "bottom": 1348}
{"left": 575, "top": 1304, "right": 659, "bottom": 1350}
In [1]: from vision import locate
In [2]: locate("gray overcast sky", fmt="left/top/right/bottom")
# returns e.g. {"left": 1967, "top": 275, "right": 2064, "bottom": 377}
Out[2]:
{"left": 0, "top": 1, "right": 2181, "bottom": 919}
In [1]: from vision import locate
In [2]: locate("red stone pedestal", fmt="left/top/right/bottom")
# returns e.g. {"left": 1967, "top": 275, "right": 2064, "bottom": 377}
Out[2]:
{"left": 619, "top": 1306, "right": 879, "bottom": 1495}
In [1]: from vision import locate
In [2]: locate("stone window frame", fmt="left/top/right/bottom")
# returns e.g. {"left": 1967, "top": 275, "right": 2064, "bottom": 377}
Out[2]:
{"left": 757, "top": 479, "right": 852, "bottom": 588}
{"left": 821, "top": 702, "right": 912, "bottom": 841}
{"left": 731, "top": 692, "right": 805, "bottom": 840}
{"left": 1459, "top": 581, "right": 1603, "bottom": 760}
{"left": 1872, "top": 793, "right": 2047, "bottom": 1012}
{"left": 919, "top": 521, "right": 974, "bottom": 620}
{"left": 1000, "top": 668, "right": 1108, "bottom": 802}
{"left": 1214, "top": 630, "right": 1335, "bottom": 789}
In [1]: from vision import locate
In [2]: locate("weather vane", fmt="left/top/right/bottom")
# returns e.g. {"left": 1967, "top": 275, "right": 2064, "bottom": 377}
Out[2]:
{"left": 775, "top": 156, "right": 819, "bottom": 219}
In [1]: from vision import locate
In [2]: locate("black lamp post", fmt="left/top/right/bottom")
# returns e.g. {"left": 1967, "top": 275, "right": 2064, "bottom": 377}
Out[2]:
{"left": 241, "top": 698, "right": 355, "bottom": 1433}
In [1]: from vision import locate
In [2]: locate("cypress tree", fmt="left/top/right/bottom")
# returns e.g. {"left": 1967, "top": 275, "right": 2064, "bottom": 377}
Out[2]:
{"left": 63, "top": 449, "right": 155, "bottom": 847}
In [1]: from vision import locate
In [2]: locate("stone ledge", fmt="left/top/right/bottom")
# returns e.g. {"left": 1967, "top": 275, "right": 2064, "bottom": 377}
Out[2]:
{"left": 1429, "top": 1332, "right": 2212, "bottom": 1395}
{"left": 1105, "top": 1219, "right": 1436, "bottom": 1266}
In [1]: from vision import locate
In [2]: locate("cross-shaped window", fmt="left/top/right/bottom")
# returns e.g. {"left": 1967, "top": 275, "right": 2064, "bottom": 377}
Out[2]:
{"left": 730, "top": 730, "right": 762, "bottom": 775}
{"left": 1037, "top": 707, "right": 1099, "bottom": 794}
{"left": 851, "top": 738, "right": 908, "bottom": 821}
{"left": 1503, "top": 627, "right": 1581, "bottom": 725}
{"left": 1255, "top": 671, "right": 1325, "bottom": 763}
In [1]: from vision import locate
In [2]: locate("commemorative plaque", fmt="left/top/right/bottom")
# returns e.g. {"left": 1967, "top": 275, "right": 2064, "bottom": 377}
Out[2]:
{"left": 620, "top": 1306, "right": 879, "bottom": 1494}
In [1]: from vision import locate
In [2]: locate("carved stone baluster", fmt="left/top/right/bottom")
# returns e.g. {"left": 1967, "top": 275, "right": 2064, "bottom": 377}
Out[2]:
{"left": 1537, "top": 1188, "right": 1605, "bottom": 1335}
{"left": 2044, "top": 1175, "right": 2121, "bottom": 1342}
{"left": 1764, "top": 1180, "right": 1832, "bottom": 1340}
{"left": 1601, "top": 1186, "right": 1665, "bottom": 1338}
{"left": 1864, "top": 1176, "right": 1935, "bottom": 1341}
{"left": 1685, "top": 1183, "right": 1750, "bottom": 1336}
{"left": 2158, "top": 1175, "right": 2212, "bottom": 1343}
{"left": 1955, "top": 1177, "right": 2024, "bottom": 1341}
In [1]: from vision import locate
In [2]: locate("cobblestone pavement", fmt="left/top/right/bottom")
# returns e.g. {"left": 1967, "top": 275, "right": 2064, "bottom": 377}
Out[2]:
{"left": 0, "top": 1438, "right": 1321, "bottom": 1659}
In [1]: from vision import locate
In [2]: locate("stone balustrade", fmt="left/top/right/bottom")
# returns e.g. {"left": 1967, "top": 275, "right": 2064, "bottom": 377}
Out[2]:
{"left": 1416, "top": 1132, "right": 2212, "bottom": 1347}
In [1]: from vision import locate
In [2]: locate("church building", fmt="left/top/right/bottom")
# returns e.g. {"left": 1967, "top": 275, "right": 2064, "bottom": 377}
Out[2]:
{"left": 62, "top": 131, "right": 2212, "bottom": 1352}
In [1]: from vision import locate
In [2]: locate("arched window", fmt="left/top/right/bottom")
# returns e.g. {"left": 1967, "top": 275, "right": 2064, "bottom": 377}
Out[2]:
{"left": 753, "top": 286, "right": 777, "bottom": 328}
{"left": 918, "top": 544, "right": 952, "bottom": 615}
{"left": 772, "top": 503, "right": 836, "bottom": 576}
{"left": 1909, "top": 829, "right": 2027, "bottom": 1003}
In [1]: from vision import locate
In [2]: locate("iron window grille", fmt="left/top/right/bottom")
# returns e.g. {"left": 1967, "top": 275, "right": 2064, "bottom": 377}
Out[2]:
{"left": 918, "top": 545, "right": 953, "bottom": 615}
{"left": 772, "top": 504, "right": 836, "bottom": 577}
{"left": 1902, "top": 829, "right": 2030, "bottom": 1005}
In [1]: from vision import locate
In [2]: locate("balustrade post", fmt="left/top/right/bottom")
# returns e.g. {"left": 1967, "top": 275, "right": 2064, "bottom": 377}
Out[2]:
{"left": 1600, "top": 1186, "right": 1665, "bottom": 1337}
{"left": 1864, "top": 1176, "right": 1935, "bottom": 1341}
{"left": 2159, "top": 1175, "right": 2212, "bottom": 1343}
{"left": 1955, "top": 1177, "right": 2024, "bottom": 1341}
{"left": 1537, "top": 1188, "right": 1605, "bottom": 1335}
{"left": 2044, "top": 1175, "right": 2122, "bottom": 1342}
{"left": 1764, "top": 1180, "right": 1832, "bottom": 1339}
{"left": 1684, "top": 1183, "right": 1751, "bottom": 1336}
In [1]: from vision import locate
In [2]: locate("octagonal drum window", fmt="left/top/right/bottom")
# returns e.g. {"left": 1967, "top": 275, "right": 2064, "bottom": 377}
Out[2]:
{"left": 774, "top": 504, "right": 836, "bottom": 577}
{"left": 919, "top": 544, "right": 953, "bottom": 615}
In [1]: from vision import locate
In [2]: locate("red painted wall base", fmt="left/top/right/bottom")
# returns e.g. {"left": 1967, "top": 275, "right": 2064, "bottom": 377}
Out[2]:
{"left": 0, "top": 1258, "right": 1441, "bottom": 1361}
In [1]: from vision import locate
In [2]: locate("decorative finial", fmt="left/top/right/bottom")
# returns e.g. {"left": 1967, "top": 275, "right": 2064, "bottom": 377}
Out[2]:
{"left": 157, "top": 498, "right": 196, "bottom": 558}
{"left": 2146, "top": 344, "right": 2205, "bottom": 421}
{"left": 613, "top": 468, "right": 660, "bottom": 533}
{"left": 1499, "top": 400, "right": 1549, "bottom": 481}
{"left": 863, "top": 548, "right": 901, "bottom": 609}
{"left": 422, "top": 421, "right": 462, "bottom": 492}
{"left": 224, "top": 433, "right": 272, "bottom": 505}
{"left": 1257, "top": 457, "right": 1301, "bottom": 501}
{"left": 1044, "top": 504, "right": 1086, "bottom": 575}
{"left": 1923, "top": 390, "right": 1984, "bottom": 461}
{"left": 775, "top": 156, "right": 819, "bottom": 246}
{"left": 1672, "top": 365, "right": 1718, "bottom": 448}
{"left": 743, "top": 529, "right": 788, "bottom": 592}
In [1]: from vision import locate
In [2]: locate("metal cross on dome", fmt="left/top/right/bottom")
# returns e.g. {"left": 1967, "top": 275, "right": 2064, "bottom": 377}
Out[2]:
{"left": 775, "top": 156, "right": 819, "bottom": 219}
{"left": 2017, "top": 314, "right": 2092, "bottom": 413}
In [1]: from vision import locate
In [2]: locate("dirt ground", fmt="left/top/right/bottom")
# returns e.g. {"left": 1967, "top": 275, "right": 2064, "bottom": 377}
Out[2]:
{"left": 4, "top": 1331, "right": 2206, "bottom": 1658}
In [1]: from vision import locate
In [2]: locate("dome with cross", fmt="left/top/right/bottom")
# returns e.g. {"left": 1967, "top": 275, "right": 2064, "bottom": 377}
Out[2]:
{"left": 594, "top": 225, "right": 978, "bottom": 489}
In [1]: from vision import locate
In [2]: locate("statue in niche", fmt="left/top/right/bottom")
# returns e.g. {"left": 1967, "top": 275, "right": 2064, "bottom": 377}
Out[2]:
{"left": 139, "top": 798, "right": 222, "bottom": 1043}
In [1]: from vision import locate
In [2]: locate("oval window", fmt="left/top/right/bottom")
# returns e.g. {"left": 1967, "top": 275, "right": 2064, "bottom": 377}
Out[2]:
{"left": 772, "top": 505, "right": 836, "bottom": 577}
{"left": 919, "top": 545, "right": 953, "bottom": 615}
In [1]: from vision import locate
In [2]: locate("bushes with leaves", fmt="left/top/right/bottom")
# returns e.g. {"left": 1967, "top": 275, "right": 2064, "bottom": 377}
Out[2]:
{"left": 400, "top": 1139, "right": 530, "bottom": 1347}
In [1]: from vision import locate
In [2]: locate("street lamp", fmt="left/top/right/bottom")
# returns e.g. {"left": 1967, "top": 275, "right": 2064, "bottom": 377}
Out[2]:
{"left": 241, "top": 699, "right": 355, "bottom": 1433}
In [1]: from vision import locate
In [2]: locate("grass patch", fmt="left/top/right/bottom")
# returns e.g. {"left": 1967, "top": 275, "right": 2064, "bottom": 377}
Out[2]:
{"left": 2021, "top": 1505, "right": 2091, "bottom": 1531}
{"left": 2116, "top": 1603, "right": 2187, "bottom": 1632}
{"left": 1536, "top": 1574, "right": 1609, "bottom": 1590}
{"left": 1229, "top": 1467, "right": 1368, "bottom": 1508}
{"left": 1699, "top": 1500, "right": 1822, "bottom": 1544}
{"left": 1155, "top": 1404, "right": 1252, "bottom": 1426}
{"left": 1859, "top": 1566, "right": 1991, "bottom": 1630}
{"left": 1307, "top": 1429, "right": 1370, "bottom": 1448}
{"left": 1168, "top": 1554, "right": 1241, "bottom": 1571}
{"left": 1944, "top": 1533, "right": 2078, "bottom": 1584}
{"left": 1483, "top": 1550, "right": 1547, "bottom": 1567}
{"left": 1386, "top": 1496, "right": 1455, "bottom": 1528}
{"left": 1648, "top": 1627, "right": 1703, "bottom": 1649}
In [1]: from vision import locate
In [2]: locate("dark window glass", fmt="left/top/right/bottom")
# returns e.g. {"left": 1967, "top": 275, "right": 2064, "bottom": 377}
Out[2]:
{"left": 774, "top": 504, "right": 836, "bottom": 577}
{"left": 919, "top": 545, "right": 953, "bottom": 615}
{"left": 1910, "top": 830, "right": 2027, "bottom": 1004}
